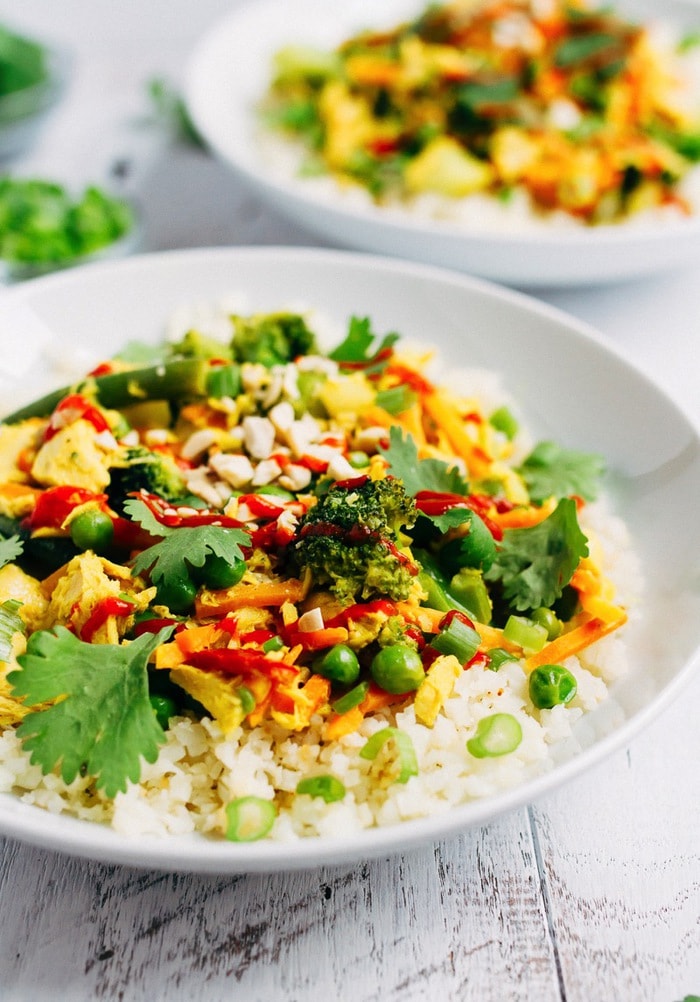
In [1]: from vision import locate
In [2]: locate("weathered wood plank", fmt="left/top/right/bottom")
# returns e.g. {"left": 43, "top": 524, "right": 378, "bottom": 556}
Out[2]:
{"left": 530, "top": 670, "right": 700, "bottom": 1002}
{"left": 0, "top": 810, "right": 560, "bottom": 1001}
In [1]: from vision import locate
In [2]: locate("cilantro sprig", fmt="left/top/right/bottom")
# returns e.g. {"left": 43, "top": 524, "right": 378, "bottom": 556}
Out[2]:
{"left": 517, "top": 441, "right": 605, "bottom": 504}
{"left": 0, "top": 533, "right": 23, "bottom": 570}
{"left": 329, "top": 316, "right": 399, "bottom": 375}
{"left": 125, "top": 498, "right": 250, "bottom": 589}
{"left": 8, "top": 626, "right": 173, "bottom": 797}
{"left": 379, "top": 427, "right": 469, "bottom": 497}
{"left": 486, "top": 498, "right": 588, "bottom": 611}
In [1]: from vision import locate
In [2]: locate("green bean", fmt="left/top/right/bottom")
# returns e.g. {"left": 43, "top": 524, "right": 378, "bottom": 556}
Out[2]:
{"left": 3, "top": 358, "right": 211, "bottom": 424}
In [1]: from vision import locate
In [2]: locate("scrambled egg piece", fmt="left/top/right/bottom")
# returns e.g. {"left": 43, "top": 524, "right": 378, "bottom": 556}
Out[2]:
{"left": 31, "top": 419, "right": 119, "bottom": 492}
{"left": 0, "top": 564, "right": 48, "bottom": 632}
{"left": 0, "top": 419, "right": 45, "bottom": 484}
{"left": 170, "top": 665, "right": 249, "bottom": 734}
{"left": 40, "top": 552, "right": 151, "bottom": 643}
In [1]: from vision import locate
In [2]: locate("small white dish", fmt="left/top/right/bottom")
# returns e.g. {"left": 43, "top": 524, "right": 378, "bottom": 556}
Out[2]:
{"left": 185, "top": 0, "right": 700, "bottom": 288}
{"left": 0, "top": 245, "right": 699, "bottom": 873}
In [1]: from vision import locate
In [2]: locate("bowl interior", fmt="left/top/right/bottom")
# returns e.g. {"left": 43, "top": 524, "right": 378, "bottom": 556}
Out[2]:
{"left": 1, "top": 246, "right": 699, "bottom": 871}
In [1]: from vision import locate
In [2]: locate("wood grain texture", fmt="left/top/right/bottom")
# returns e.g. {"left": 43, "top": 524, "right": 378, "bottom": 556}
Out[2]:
{"left": 1, "top": 812, "right": 561, "bottom": 1002}
{"left": 531, "top": 669, "right": 700, "bottom": 1002}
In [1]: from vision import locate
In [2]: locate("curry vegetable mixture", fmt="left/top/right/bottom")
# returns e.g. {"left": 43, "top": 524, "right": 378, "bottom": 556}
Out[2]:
{"left": 0, "top": 309, "right": 628, "bottom": 837}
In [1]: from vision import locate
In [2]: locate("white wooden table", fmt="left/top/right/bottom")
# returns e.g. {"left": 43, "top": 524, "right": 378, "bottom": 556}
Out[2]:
{"left": 0, "top": 4, "right": 698, "bottom": 999}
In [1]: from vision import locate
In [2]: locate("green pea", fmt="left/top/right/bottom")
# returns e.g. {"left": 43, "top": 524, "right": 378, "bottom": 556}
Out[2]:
{"left": 370, "top": 644, "right": 425, "bottom": 694}
{"left": 149, "top": 694, "right": 177, "bottom": 729}
{"left": 156, "top": 575, "right": 198, "bottom": 614}
{"left": 296, "top": 775, "right": 346, "bottom": 803}
{"left": 194, "top": 553, "right": 246, "bottom": 590}
{"left": 530, "top": 606, "right": 563, "bottom": 640}
{"left": 313, "top": 643, "right": 360, "bottom": 685}
{"left": 69, "top": 508, "right": 114, "bottom": 553}
{"left": 528, "top": 664, "right": 577, "bottom": 709}
{"left": 467, "top": 713, "right": 523, "bottom": 758}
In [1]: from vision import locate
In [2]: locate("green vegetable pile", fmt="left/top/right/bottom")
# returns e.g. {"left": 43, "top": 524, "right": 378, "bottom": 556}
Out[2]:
{"left": 0, "top": 178, "right": 134, "bottom": 267}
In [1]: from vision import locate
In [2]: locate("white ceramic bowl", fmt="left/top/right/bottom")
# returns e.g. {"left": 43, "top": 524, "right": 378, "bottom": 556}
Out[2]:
{"left": 1, "top": 245, "right": 699, "bottom": 873}
{"left": 185, "top": 0, "right": 700, "bottom": 288}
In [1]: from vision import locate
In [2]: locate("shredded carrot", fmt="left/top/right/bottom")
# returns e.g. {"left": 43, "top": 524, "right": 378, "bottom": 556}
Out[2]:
{"left": 525, "top": 612, "right": 627, "bottom": 672}
{"left": 323, "top": 682, "right": 405, "bottom": 741}
{"left": 324, "top": 705, "right": 364, "bottom": 742}
{"left": 175, "top": 623, "right": 223, "bottom": 656}
{"left": 399, "top": 401, "right": 427, "bottom": 448}
{"left": 293, "top": 626, "right": 350, "bottom": 650}
{"left": 493, "top": 498, "right": 557, "bottom": 530}
{"left": 422, "top": 393, "right": 492, "bottom": 477}
{"left": 196, "top": 578, "right": 307, "bottom": 616}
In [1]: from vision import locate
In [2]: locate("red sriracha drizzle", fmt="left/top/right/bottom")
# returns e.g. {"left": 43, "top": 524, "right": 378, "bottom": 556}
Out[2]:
{"left": 26, "top": 486, "right": 108, "bottom": 531}
{"left": 44, "top": 393, "right": 111, "bottom": 442}
{"left": 80, "top": 597, "right": 135, "bottom": 642}
{"left": 185, "top": 647, "right": 298, "bottom": 684}
{"left": 135, "top": 492, "right": 245, "bottom": 530}
{"left": 414, "top": 490, "right": 506, "bottom": 541}
{"left": 298, "top": 520, "right": 418, "bottom": 574}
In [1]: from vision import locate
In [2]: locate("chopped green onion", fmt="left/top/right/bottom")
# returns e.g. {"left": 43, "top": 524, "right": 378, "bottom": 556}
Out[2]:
{"left": 348, "top": 450, "right": 370, "bottom": 469}
{"left": 296, "top": 774, "right": 346, "bottom": 803}
{"left": 467, "top": 713, "right": 522, "bottom": 758}
{"left": 206, "top": 364, "right": 241, "bottom": 399}
{"left": 503, "top": 614, "right": 548, "bottom": 654}
{"left": 431, "top": 615, "right": 481, "bottom": 664}
{"left": 0, "top": 598, "right": 24, "bottom": 662}
{"left": 489, "top": 405, "right": 519, "bottom": 440}
{"left": 374, "top": 385, "right": 417, "bottom": 415}
{"left": 262, "top": 635, "right": 284, "bottom": 653}
{"left": 359, "top": 726, "right": 418, "bottom": 784}
{"left": 225, "top": 796, "right": 276, "bottom": 842}
{"left": 486, "top": 647, "right": 519, "bottom": 671}
{"left": 331, "top": 679, "right": 370, "bottom": 714}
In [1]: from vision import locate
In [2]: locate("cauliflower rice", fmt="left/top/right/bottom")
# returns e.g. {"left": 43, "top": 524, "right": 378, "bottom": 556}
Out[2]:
{"left": 0, "top": 298, "right": 642, "bottom": 842}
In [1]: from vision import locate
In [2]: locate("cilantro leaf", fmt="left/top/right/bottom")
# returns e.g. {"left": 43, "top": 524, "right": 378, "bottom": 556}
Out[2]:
{"left": 485, "top": 498, "right": 588, "bottom": 611}
{"left": 517, "top": 441, "right": 605, "bottom": 504}
{"left": 130, "top": 520, "right": 250, "bottom": 587}
{"left": 122, "top": 496, "right": 173, "bottom": 538}
{"left": 0, "top": 534, "right": 23, "bottom": 569}
{"left": 328, "top": 316, "right": 399, "bottom": 374}
{"left": 379, "top": 427, "right": 469, "bottom": 497}
{"left": 8, "top": 626, "right": 173, "bottom": 797}
{"left": 0, "top": 598, "right": 24, "bottom": 662}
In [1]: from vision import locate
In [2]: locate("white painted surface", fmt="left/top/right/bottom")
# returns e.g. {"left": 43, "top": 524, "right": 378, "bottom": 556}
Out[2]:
{"left": 0, "top": 3, "right": 698, "bottom": 999}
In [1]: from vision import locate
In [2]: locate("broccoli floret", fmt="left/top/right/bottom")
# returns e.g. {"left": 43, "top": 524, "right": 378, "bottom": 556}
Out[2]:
{"left": 291, "top": 476, "right": 417, "bottom": 604}
{"left": 230, "top": 312, "right": 318, "bottom": 367}
{"left": 107, "top": 446, "right": 187, "bottom": 514}
{"left": 168, "top": 329, "right": 233, "bottom": 361}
